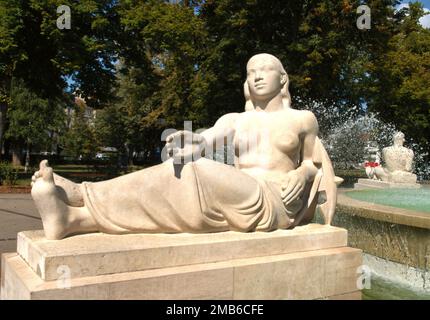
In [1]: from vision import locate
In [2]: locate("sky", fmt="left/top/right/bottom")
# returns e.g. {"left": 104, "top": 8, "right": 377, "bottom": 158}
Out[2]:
{"left": 398, "top": 1, "right": 430, "bottom": 28}
{"left": 417, "top": 0, "right": 430, "bottom": 7}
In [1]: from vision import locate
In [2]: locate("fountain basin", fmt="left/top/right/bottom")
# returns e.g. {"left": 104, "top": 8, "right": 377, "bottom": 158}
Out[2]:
{"left": 320, "top": 188, "right": 430, "bottom": 297}
{"left": 345, "top": 187, "right": 430, "bottom": 214}
{"left": 354, "top": 178, "right": 421, "bottom": 190}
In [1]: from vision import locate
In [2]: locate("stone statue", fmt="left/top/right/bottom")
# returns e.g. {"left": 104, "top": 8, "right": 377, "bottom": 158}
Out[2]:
{"left": 364, "top": 152, "right": 380, "bottom": 180}
{"left": 31, "top": 53, "right": 339, "bottom": 240}
{"left": 373, "top": 132, "right": 417, "bottom": 184}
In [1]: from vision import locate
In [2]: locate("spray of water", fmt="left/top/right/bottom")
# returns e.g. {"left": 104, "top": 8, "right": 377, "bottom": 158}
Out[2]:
{"left": 298, "top": 99, "right": 430, "bottom": 181}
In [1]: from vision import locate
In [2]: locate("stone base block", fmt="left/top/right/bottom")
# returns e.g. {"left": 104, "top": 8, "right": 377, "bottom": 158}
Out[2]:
{"left": 389, "top": 172, "right": 417, "bottom": 184}
{"left": 1, "top": 224, "right": 362, "bottom": 300}
{"left": 354, "top": 178, "right": 421, "bottom": 190}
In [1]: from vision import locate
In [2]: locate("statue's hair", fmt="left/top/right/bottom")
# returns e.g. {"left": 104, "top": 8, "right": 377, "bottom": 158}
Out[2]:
{"left": 393, "top": 131, "right": 405, "bottom": 141}
{"left": 244, "top": 54, "right": 291, "bottom": 111}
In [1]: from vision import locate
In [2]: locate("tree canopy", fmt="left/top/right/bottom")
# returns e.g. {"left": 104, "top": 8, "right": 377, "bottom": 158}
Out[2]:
{"left": 0, "top": 0, "right": 429, "bottom": 169}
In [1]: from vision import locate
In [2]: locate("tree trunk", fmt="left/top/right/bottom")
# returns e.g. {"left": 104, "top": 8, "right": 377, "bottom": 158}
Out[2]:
{"left": 24, "top": 143, "right": 31, "bottom": 173}
{"left": 3, "top": 138, "right": 10, "bottom": 161}
{"left": 11, "top": 143, "right": 22, "bottom": 166}
{"left": 0, "top": 103, "right": 7, "bottom": 159}
{"left": 128, "top": 145, "right": 134, "bottom": 166}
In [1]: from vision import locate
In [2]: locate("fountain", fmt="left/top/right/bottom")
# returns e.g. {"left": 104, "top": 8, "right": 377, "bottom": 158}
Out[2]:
{"left": 333, "top": 190, "right": 430, "bottom": 297}
{"left": 299, "top": 99, "right": 429, "bottom": 181}
{"left": 303, "top": 104, "right": 430, "bottom": 298}
{"left": 354, "top": 131, "right": 421, "bottom": 189}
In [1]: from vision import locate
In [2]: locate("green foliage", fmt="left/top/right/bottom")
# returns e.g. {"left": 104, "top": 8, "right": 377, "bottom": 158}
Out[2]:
{"left": 94, "top": 102, "right": 127, "bottom": 153}
{"left": 0, "top": 0, "right": 120, "bottom": 160}
{"left": 91, "top": 0, "right": 430, "bottom": 162}
{"left": 94, "top": 65, "right": 164, "bottom": 164}
{"left": 186, "top": 0, "right": 403, "bottom": 122}
{"left": 366, "top": 2, "right": 430, "bottom": 147}
{"left": 0, "top": 161, "right": 18, "bottom": 185}
{"left": 117, "top": 0, "right": 207, "bottom": 127}
{"left": 61, "top": 101, "right": 97, "bottom": 161}
{"left": 1, "top": 0, "right": 429, "bottom": 164}
{"left": 6, "top": 78, "right": 65, "bottom": 146}
{"left": 92, "top": 0, "right": 209, "bottom": 162}
{"left": 0, "top": 0, "right": 118, "bottom": 103}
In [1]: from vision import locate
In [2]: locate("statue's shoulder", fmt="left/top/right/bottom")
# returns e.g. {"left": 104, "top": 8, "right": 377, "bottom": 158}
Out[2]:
{"left": 384, "top": 146, "right": 413, "bottom": 157}
{"left": 382, "top": 146, "right": 393, "bottom": 154}
{"left": 284, "top": 108, "right": 316, "bottom": 119}
{"left": 287, "top": 109, "right": 318, "bottom": 132}
{"left": 403, "top": 146, "right": 414, "bottom": 156}
{"left": 214, "top": 112, "right": 240, "bottom": 127}
{"left": 295, "top": 108, "right": 317, "bottom": 119}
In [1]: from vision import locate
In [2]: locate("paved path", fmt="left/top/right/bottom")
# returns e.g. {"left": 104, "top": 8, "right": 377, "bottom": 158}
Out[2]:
{"left": 0, "top": 194, "right": 41, "bottom": 293}
{"left": 0, "top": 193, "right": 42, "bottom": 255}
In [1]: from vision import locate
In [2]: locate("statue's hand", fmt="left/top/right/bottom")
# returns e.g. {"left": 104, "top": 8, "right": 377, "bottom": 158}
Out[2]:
{"left": 165, "top": 131, "right": 206, "bottom": 164}
{"left": 281, "top": 170, "right": 306, "bottom": 206}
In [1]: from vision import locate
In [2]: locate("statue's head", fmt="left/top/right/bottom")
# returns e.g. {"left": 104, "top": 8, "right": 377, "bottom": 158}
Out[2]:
{"left": 244, "top": 53, "right": 291, "bottom": 111}
{"left": 393, "top": 131, "right": 405, "bottom": 146}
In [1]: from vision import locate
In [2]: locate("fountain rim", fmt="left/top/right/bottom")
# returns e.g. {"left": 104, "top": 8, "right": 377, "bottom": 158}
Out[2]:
{"left": 336, "top": 189, "right": 430, "bottom": 230}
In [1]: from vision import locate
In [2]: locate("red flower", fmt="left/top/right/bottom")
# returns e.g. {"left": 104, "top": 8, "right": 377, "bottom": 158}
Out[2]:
{"left": 364, "top": 161, "right": 379, "bottom": 168}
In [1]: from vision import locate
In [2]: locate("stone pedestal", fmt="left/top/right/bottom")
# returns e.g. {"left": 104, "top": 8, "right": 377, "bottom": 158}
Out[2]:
{"left": 1, "top": 224, "right": 362, "bottom": 300}
{"left": 354, "top": 178, "right": 421, "bottom": 190}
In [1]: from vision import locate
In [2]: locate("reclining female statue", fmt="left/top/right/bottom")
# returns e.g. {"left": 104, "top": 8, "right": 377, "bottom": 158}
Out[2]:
{"left": 31, "top": 53, "right": 339, "bottom": 240}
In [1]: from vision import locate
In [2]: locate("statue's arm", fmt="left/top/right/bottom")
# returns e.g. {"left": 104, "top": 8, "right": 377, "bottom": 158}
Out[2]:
{"left": 295, "top": 111, "right": 319, "bottom": 183}
{"left": 164, "top": 113, "right": 238, "bottom": 162}
{"left": 282, "top": 111, "right": 319, "bottom": 205}
{"left": 199, "top": 113, "right": 238, "bottom": 154}
{"left": 405, "top": 149, "right": 414, "bottom": 172}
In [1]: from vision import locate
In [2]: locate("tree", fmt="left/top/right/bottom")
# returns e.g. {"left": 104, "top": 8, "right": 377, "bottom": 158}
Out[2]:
{"left": 2, "top": 0, "right": 428, "bottom": 169}
{"left": 94, "top": 68, "right": 137, "bottom": 166}
{"left": 0, "top": 0, "right": 119, "bottom": 159}
{"left": 366, "top": 2, "right": 430, "bottom": 150}
{"left": 6, "top": 79, "right": 65, "bottom": 166}
{"left": 91, "top": 0, "right": 208, "bottom": 165}
{"left": 117, "top": 0, "right": 207, "bottom": 129}
{"left": 190, "top": 0, "right": 401, "bottom": 124}
{"left": 61, "top": 97, "right": 97, "bottom": 161}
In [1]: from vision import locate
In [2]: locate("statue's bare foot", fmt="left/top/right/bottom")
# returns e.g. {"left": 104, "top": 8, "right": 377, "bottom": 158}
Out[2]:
{"left": 53, "top": 173, "right": 84, "bottom": 207}
{"left": 31, "top": 160, "right": 70, "bottom": 240}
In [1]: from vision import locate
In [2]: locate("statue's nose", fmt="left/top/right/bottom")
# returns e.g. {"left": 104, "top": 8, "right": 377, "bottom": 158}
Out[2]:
{"left": 255, "top": 71, "right": 263, "bottom": 81}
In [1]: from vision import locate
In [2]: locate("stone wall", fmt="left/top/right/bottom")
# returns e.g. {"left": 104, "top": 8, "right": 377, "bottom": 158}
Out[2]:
{"left": 320, "top": 191, "right": 430, "bottom": 291}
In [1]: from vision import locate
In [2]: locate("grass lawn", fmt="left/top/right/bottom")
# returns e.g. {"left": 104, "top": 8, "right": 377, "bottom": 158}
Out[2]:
{"left": 11, "top": 165, "right": 428, "bottom": 189}
{"left": 11, "top": 164, "right": 149, "bottom": 186}
{"left": 9, "top": 164, "right": 367, "bottom": 187}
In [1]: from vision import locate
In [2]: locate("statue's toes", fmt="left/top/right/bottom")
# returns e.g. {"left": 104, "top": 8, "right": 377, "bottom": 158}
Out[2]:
{"left": 39, "top": 159, "right": 49, "bottom": 170}
{"left": 41, "top": 167, "right": 54, "bottom": 183}
{"left": 32, "top": 172, "right": 39, "bottom": 181}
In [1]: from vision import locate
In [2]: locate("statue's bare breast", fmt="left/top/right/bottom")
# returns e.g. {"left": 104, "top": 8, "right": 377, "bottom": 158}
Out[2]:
{"left": 233, "top": 110, "right": 304, "bottom": 183}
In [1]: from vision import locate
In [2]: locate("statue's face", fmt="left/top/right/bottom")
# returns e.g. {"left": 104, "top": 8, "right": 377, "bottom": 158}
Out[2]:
{"left": 394, "top": 136, "right": 405, "bottom": 146}
{"left": 246, "top": 55, "right": 283, "bottom": 101}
